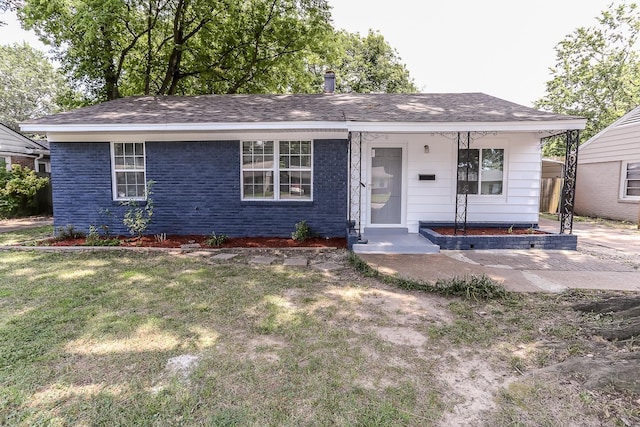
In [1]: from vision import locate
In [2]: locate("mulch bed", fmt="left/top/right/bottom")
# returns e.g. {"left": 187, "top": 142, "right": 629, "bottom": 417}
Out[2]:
{"left": 48, "top": 235, "right": 347, "bottom": 249}
{"left": 431, "top": 227, "right": 547, "bottom": 236}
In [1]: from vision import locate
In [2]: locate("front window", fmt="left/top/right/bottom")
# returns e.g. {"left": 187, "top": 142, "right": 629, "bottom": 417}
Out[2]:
{"left": 242, "top": 140, "right": 312, "bottom": 200}
{"left": 457, "top": 148, "right": 504, "bottom": 195}
{"left": 112, "top": 142, "right": 146, "bottom": 200}
{"left": 623, "top": 161, "right": 640, "bottom": 199}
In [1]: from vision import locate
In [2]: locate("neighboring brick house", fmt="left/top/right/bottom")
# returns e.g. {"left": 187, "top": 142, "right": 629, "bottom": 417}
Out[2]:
{"left": 0, "top": 123, "right": 50, "bottom": 173}
{"left": 575, "top": 106, "right": 640, "bottom": 224}
{"left": 21, "top": 86, "right": 585, "bottom": 239}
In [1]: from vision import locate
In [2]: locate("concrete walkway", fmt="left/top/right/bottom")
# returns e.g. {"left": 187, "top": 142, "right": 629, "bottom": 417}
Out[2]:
{"left": 360, "top": 218, "right": 640, "bottom": 293}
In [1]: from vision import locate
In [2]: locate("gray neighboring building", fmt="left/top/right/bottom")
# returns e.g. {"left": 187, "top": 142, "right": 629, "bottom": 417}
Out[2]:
{"left": 576, "top": 106, "right": 640, "bottom": 224}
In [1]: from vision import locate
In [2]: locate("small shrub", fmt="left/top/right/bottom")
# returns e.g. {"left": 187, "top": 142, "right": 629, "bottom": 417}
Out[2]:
{"left": 0, "top": 164, "right": 49, "bottom": 218}
{"left": 56, "top": 224, "right": 85, "bottom": 240}
{"left": 154, "top": 233, "right": 167, "bottom": 242}
{"left": 121, "top": 180, "right": 155, "bottom": 238}
{"left": 291, "top": 220, "right": 311, "bottom": 241}
{"left": 206, "top": 231, "right": 228, "bottom": 247}
{"left": 85, "top": 225, "right": 120, "bottom": 246}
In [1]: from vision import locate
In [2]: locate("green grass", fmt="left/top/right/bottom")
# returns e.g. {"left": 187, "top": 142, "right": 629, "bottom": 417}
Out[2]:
{"left": 0, "top": 250, "right": 443, "bottom": 426}
{"left": 0, "top": 225, "right": 53, "bottom": 245}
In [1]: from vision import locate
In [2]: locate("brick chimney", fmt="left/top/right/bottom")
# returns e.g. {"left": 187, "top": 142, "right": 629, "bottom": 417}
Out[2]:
{"left": 324, "top": 70, "right": 335, "bottom": 94}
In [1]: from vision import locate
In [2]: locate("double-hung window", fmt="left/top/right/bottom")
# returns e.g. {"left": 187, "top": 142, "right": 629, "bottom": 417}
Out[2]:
{"left": 457, "top": 148, "right": 504, "bottom": 195}
{"left": 242, "top": 140, "right": 312, "bottom": 200}
{"left": 111, "top": 142, "right": 146, "bottom": 200}
{"left": 622, "top": 161, "right": 640, "bottom": 199}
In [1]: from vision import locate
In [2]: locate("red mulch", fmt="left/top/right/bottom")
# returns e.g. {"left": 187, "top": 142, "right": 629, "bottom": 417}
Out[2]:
{"left": 431, "top": 227, "right": 547, "bottom": 236}
{"left": 48, "top": 235, "right": 347, "bottom": 248}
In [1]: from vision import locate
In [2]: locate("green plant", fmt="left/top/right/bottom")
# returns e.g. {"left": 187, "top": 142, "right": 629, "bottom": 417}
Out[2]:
{"left": 206, "top": 231, "right": 227, "bottom": 247}
{"left": 432, "top": 275, "right": 509, "bottom": 301}
{"left": 55, "top": 224, "right": 85, "bottom": 240}
{"left": 121, "top": 180, "right": 155, "bottom": 238}
{"left": 154, "top": 233, "right": 167, "bottom": 242}
{"left": 0, "top": 164, "right": 49, "bottom": 218}
{"left": 85, "top": 225, "right": 120, "bottom": 246}
{"left": 507, "top": 224, "right": 514, "bottom": 234}
{"left": 291, "top": 220, "right": 311, "bottom": 241}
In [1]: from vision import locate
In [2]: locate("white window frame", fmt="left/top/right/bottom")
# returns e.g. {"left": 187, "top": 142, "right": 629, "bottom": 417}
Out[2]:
{"left": 620, "top": 160, "right": 640, "bottom": 200}
{"left": 240, "top": 140, "right": 313, "bottom": 201}
{"left": 1, "top": 156, "right": 10, "bottom": 171}
{"left": 457, "top": 147, "right": 506, "bottom": 197}
{"left": 110, "top": 142, "right": 147, "bottom": 201}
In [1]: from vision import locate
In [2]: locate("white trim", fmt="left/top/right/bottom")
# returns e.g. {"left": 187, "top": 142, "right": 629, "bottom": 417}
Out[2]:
{"left": 620, "top": 160, "right": 640, "bottom": 200}
{"left": 366, "top": 142, "right": 408, "bottom": 228}
{"left": 240, "top": 139, "right": 314, "bottom": 202}
{"left": 42, "top": 130, "right": 348, "bottom": 143}
{"left": 21, "top": 119, "right": 586, "bottom": 135}
{"left": 110, "top": 142, "right": 147, "bottom": 201}
{"left": 22, "top": 121, "right": 349, "bottom": 133}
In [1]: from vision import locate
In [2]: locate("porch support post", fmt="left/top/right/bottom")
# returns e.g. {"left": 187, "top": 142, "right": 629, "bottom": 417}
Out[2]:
{"left": 559, "top": 129, "right": 580, "bottom": 234}
{"left": 454, "top": 132, "right": 470, "bottom": 235}
{"left": 348, "top": 131, "right": 363, "bottom": 239}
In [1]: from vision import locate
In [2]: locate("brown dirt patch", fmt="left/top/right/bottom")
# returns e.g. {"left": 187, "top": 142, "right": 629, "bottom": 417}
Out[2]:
{"left": 431, "top": 227, "right": 547, "bottom": 236}
{"left": 47, "top": 235, "right": 347, "bottom": 248}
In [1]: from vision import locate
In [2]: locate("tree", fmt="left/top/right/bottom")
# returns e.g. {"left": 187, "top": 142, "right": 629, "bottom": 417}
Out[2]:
{"left": 0, "top": 42, "right": 67, "bottom": 130}
{"left": 536, "top": 2, "right": 640, "bottom": 156}
{"left": 332, "top": 30, "right": 417, "bottom": 93}
{"left": 288, "top": 30, "right": 417, "bottom": 94}
{"left": 19, "top": 0, "right": 334, "bottom": 101}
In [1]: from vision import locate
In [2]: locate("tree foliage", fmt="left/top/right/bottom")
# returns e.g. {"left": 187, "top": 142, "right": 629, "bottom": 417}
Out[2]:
{"left": 536, "top": 2, "right": 640, "bottom": 156}
{"left": 17, "top": 0, "right": 416, "bottom": 102}
{"left": 19, "top": 0, "right": 334, "bottom": 101}
{"left": 331, "top": 30, "right": 416, "bottom": 93}
{"left": 0, "top": 164, "right": 49, "bottom": 218}
{"left": 0, "top": 42, "right": 67, "bottom": 130}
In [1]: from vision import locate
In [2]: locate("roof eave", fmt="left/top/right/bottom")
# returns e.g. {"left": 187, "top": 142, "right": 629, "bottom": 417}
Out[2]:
{"left": 346, "top": 119, "right": 587, "bottom": 133}
{"left": 20, "top": 121, "right": 350, "bottom": 133}
{"left": 21, "top": 118, "right": 587, "bottom": 134}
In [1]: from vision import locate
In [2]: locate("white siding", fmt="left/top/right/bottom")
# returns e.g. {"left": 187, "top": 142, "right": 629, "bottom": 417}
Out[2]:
{"left": 355, "top": 132, "right": 542, "bottom": 233}
{"left": 580, "top": 122, "right": 640, "bottom": 164}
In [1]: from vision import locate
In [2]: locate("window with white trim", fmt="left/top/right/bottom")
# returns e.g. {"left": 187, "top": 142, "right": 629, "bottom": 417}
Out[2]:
{"left": 241, "top": 140, "right": 312, "bottom": 200}
{"left": 111, "top": 142, "right": 146, "bottom": 200}
{"left": 622, "top": 161, "right": 640, "bottom": 199}
{"left": 457, "top": 148, "right": 504, "bottom": 195}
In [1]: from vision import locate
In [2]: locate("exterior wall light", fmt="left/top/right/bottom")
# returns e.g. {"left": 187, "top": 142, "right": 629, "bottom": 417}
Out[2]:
{"left": 424, "top": 145, "right": 430, "bottom": 153}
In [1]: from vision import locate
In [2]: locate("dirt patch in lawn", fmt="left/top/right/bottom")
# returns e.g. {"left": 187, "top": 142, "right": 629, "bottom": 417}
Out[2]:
{"left": 431, "top": 227, "right": 547, "bottom": 236}
{"left": 47, "top": 235, "right": 347, "bottom": 248}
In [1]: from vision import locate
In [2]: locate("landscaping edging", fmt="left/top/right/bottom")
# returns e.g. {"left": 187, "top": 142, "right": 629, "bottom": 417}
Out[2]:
{"left": 419, "top": 225, "right": 578, "bottom": 250}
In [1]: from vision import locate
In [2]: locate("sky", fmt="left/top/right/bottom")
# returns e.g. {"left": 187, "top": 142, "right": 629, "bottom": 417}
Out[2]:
{"left": 0, "top": 1, "right": 625, "bottom": 107}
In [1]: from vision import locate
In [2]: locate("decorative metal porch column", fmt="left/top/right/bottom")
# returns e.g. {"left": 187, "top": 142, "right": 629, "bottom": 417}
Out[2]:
{"left": 348, "top": 132, "right": 363, "bottom": 238}
{"left": 559, "top": 129, "right": 580, "bottom": 234}
{"left": 454, "top": 132, "right": 471, "bottom": 234}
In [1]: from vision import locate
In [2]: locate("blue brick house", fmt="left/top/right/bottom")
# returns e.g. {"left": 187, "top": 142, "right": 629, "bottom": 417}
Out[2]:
{"left": 22, "top": 83, "right": 585, "bottom": 243}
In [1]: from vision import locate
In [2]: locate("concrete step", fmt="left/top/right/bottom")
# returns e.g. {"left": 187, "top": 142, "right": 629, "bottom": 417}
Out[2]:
{"left": 353, "top": 229, "right": 440, "bottom": 254}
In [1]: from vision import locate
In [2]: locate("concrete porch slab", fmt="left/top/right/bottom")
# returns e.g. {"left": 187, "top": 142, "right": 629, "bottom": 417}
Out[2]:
{"left": 353, "top": 228, "right": 440, "bottom": 255}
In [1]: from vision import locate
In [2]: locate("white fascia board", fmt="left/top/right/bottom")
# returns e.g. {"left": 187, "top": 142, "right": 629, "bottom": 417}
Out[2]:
{"left": 345, "top": 119, "right": 587, "bottom": 133}
{"left": 20, "top": 121, "right": 349, "bottom": 133}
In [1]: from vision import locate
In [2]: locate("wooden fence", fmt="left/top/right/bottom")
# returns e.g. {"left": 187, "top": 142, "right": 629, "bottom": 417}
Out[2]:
{"left": 540, "top": 178, "right": 562, "bottom": 214}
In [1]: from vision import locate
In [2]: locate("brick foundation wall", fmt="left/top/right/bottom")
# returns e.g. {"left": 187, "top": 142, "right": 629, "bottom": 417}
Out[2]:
{"left": 51, "top": 139, "right": 348, "bottom": 237}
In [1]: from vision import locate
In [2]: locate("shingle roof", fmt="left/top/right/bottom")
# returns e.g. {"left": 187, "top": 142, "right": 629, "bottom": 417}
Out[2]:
{"left": 22, "top": 93, "right": 580, "bottom": 126}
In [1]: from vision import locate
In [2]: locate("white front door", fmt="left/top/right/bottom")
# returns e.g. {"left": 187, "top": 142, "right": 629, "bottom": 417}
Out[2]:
{"left": 369, "top": 147, "right": 404, "bottom": 226}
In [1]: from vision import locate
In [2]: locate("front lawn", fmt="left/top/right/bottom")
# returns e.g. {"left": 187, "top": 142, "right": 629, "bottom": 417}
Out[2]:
{"left": 0, "top": 250, "right": 444, "bottom": 426}
{"left": 0, "top": 249, "right": 637, "bottom": 426}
